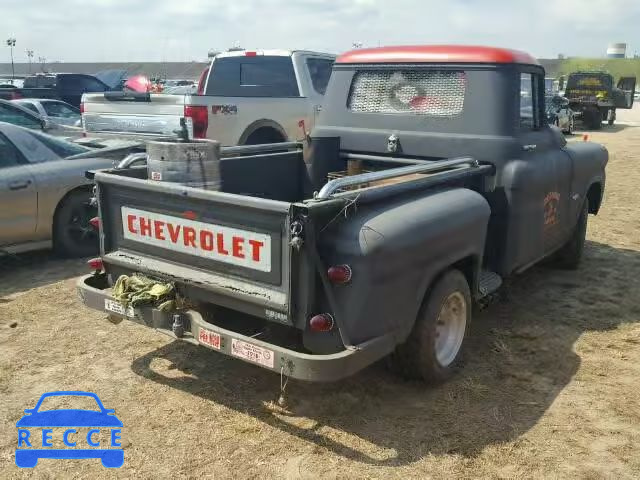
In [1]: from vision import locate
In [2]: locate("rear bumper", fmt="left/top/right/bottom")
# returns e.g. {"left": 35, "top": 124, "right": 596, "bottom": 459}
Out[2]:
{"left": 76, "top": 274, "right": 395, "bottom": 382}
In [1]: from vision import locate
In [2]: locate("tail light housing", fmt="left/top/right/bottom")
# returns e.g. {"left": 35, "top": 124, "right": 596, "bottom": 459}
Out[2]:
{"left": 327, "top": 265, "right": 352, "bottom": 284}
{"left": 87, "top": 258, "right": 103, "bottom": 272}
{"left": 80, "top": 102, "right": 85, "bottom": 114}
{"left": 184, "top": 105, "right": 208, "bottom": 139}
{"left": 309, "top": 313, "right": 334, "bottom": 332}
{"left": 196, "top": 66, "right": 209, "bottom": 95}
{"left": 89, "top": 217, "right": 100, "bottom": 229}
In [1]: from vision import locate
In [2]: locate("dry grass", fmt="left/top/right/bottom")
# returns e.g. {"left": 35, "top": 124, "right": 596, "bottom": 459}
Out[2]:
{"left": 1, "top": 120, "right": 640, "bottom": 479}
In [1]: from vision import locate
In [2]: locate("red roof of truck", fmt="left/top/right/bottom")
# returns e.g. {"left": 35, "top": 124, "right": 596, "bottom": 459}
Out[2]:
{"left": 336, "top": 45, "right": 539, "bottom": 66}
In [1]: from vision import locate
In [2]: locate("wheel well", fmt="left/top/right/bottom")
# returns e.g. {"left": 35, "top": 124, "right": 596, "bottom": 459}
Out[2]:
{"left": 244, "top": 127, "right": 286, "bottom": 145}
{"left": 587, "top": 183, "right": 602, "bottom": 214}
{"left": 451, "top": 256, "right": 476, "bottom": 292}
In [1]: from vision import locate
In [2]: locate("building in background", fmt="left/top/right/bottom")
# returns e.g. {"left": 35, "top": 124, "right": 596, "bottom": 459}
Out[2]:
{"left": 607, "top": 43, "right": 627, "bottom": 59}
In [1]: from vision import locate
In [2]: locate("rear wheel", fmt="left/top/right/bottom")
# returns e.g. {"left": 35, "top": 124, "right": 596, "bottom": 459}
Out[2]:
{"left": 586, "top": 109, "right": 602, "bottom": 130}
{"left": 563, "top": 113, "right": 574, "bottom": 135}
{"left": 389, "top": 269, "right": 471, "bottom": 383}
{"left": 53, "top": 190, "right": 98, "bottom": 257}
{"left": 607, "top": 108, "right": 616, "bottom": 126}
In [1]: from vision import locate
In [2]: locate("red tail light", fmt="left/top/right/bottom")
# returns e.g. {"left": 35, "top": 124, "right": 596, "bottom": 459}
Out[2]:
{"left": 196, "top": 66, "right": 209, "bottom": 95}
{"left": 88, "top": 258, "right": 103, "bottom": 271}
{"left": 10, "top": 91, "right": 22, "bottom": 100}
{"left": 245, "top": 51, "right": 257, "bottom": 57}
{"left": 309, "top": 313, "right": 334, "bottom": 332}
{"left": 89, "top": 217, "right": 100, "bottom": 229}
{"left": 184, "top": 105, "right": 208, "bottom": 139}
{"left": 80, "top": 102, "right": 85, "bottom": 114}
{"left": 327, "top": 265, "right": 352, "bottom": 284}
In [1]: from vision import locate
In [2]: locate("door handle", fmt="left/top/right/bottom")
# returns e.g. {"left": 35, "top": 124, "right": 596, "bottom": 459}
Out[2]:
{"left": 523, "top": 144, "right": 537, "bottom": 152}
{"left": 8, "top": 180, "right": 32, "bottom": 190}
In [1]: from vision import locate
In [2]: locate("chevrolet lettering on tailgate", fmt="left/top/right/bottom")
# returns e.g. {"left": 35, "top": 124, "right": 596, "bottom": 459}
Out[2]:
{"left": 121, "top": 207, "right": 271, "bottom": 272}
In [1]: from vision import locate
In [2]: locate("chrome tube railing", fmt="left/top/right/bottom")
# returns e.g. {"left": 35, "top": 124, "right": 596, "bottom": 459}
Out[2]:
{"left": 315, "top": 157, "right": 478, "bottom": 200}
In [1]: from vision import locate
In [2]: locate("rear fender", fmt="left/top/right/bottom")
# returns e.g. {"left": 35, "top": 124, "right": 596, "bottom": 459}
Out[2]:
{"left": 319, "top": 188, "right": 491, "bottom": 346}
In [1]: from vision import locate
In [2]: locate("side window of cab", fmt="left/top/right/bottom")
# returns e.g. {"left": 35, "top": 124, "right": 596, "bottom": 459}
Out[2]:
{"left": 520, "top": 72, "right": 543, "bottom": 130}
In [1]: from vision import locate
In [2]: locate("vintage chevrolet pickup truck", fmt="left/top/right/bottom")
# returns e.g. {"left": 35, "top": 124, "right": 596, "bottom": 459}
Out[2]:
{"left": 77, "top": 45, "right": 607, "bottom": 383}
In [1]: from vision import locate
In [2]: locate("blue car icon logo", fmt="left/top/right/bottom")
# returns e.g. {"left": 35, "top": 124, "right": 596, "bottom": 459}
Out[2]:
{"left": 16, "top": 391, "right": 123, "bottom": 468}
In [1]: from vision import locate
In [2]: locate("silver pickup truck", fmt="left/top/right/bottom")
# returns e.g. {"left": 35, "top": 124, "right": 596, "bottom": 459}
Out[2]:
{"left": 81, "top": 50, "right": 335, "bottom": 145}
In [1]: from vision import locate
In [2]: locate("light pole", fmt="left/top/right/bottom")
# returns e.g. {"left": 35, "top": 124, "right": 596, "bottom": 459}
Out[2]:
{"left": 38, "top": 56, "right": 46, "bottom": 72}
{"left": 26, "top": 49, "right": 34, "bottom": 74}
{"left": 6, "top": 38, "right": 16, "bottom": 82}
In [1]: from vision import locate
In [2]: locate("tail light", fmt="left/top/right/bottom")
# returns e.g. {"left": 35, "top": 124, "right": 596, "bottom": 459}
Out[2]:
{"left": 10, "top": 91, "right": 22, "bottom": 100}
{"left": 327, "top": 265, "right": 352, "bottom": 284}
{"left": 87, "top": 258, "right": 103, "bottom": 271}
{"left": 196, "top": 66, "right": 209, "bottom": 95}
{"left": 89, "top": 217, "right": 100, "bottom": 229}
{"left": 245, "top": 51, "right": 257, "bottom": 57}
{"left": 80, "top": 102, "right": 85, "bottom": 114}
{"left": 583, "top": 134, "right": 590, "bottom": 142}
{"left": 184, "top": 105, "right": 208, "bottom": 139}
{"left": 309, "top": 314, "right": 334, "bottom": 332}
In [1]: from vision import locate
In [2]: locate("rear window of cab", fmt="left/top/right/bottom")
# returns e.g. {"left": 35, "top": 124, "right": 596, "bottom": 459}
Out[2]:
{"left": 348, "top": 70, "right": 467, "bottom": 117}
{"left": 205, "top": 56, "right": 300, "bottom": 97}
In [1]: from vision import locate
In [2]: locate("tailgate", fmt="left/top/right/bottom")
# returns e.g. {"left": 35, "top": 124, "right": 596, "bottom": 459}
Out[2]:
{"left": 82, "top": 92, "right": 185, "bottom": 137}
{"left": 95, "top": 170, "right": 293, "bottom": 320}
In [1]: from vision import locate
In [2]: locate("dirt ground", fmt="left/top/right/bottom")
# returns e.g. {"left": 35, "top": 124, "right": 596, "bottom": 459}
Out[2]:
{"left": 2, "top": 115, "right": 640, "bottom": 479}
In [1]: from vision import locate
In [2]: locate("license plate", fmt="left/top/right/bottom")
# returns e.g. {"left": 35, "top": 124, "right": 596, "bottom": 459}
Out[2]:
{"left": 198, "top": 328, "right": 221, "bottom": 350}
{"left": 231, "top": 339, "right": 274, "bottom": 368}
{"left": 104, "top": 299, "right": 135, "bottom": 318}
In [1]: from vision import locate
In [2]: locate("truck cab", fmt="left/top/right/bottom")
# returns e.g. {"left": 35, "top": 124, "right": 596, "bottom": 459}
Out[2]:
{"left": 78, "top": 46, "right": 607, "bottom": 384}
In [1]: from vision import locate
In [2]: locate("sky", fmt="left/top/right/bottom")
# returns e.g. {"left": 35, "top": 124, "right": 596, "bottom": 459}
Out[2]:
{"left": 2, "top": 0, "right": 639, "bottom": 62}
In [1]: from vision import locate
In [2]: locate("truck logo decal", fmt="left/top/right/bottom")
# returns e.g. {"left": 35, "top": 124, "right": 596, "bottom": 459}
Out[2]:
{"left": 121, "top": 207, "right": 271, "bottom": 272}
{"left": 211, "top": 105, "right": 238, "bottom": 115}
{"left": 544, "top": 192, "right": 560, "bottom": 227}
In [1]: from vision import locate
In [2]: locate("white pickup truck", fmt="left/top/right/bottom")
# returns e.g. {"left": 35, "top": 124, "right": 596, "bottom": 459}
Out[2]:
{"left": 81, "top": 50, "right": 335, "bottom": 145}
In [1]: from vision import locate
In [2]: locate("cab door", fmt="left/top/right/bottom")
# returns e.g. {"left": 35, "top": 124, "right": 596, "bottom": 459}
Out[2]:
{"left": 615, "top": 77, "right": 636, "bottom": 109}
{"left": 0, "top": 132, "right": 37, "bottom": 247}
{"left": 506, "top": 71, "right": 573, "bottom": 272}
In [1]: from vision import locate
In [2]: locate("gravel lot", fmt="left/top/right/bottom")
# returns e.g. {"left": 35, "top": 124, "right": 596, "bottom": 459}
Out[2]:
{"left": 1, "top": 112, "right": 640, "bottom": 479}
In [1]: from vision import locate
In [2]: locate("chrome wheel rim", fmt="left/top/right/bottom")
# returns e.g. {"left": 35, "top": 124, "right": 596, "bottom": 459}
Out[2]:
{"left": 435, "top": 292, "right": 467, "bottom": 367}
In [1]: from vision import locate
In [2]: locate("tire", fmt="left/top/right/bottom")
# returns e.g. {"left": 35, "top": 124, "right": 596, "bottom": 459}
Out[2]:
{"left": 53, "top": 189, "right": 99, "bottom": 257}
{"left": 586, "top": 109, "right": 602, "bottom": 130}
{"left": 389, "top": 269, "right": 471, "bottom": 383}
{"left": 607, "top": 109, "right": 616, "bottom": 126}
{"left": 554, "top": 201, "right": 588, "bottom": 269}
{"left": 563, "top": 114, "right": 574, "bottom": 135}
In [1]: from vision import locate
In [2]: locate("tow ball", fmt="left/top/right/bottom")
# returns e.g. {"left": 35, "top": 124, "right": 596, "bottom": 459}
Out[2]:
{"left": 172, "top": 314, "right": 186, "bottom": 338}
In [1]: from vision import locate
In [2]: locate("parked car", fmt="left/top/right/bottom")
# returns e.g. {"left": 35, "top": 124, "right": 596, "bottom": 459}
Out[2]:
{"left": 78, "top": 45, "right": 607, "bottom": 383}
{"left": 0, "top": 122, "right": 137, "bottom": 256}
{"left": 81, "top": 50, "right": 336, "bottom": 144}
{"left": 0, "top": 73, "right": 112, "bottom": 108}
{"left": 13, "top": 99, "right": 81, "bottom": 127}
{"left": 0, "top": 98, "right": 82, "bottom": 137}
{"left": 546, "top": 95, "right": 575, "bottom": 134}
